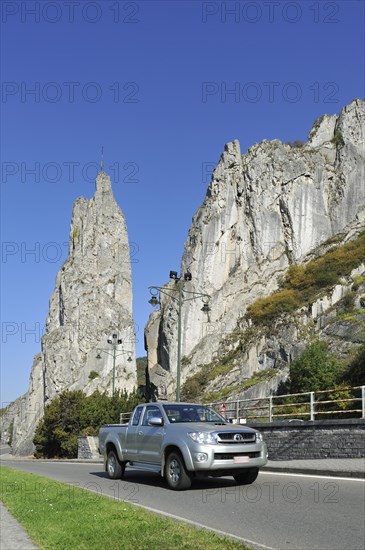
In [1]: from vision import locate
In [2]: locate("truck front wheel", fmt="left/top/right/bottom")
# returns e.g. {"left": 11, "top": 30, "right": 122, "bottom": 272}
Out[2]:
{"left": 106, "top": 450, "right": 125, "bottom": 479}
{"left": 165, "top": 451, "right": 192, "bottom": 490}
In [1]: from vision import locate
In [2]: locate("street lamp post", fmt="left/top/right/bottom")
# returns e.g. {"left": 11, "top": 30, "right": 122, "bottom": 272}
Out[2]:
{"left": 96, "top": 333, "right": 133, "bottom": 396}
{"left": 148, "top": 271, "right": 210, "bottom": 402}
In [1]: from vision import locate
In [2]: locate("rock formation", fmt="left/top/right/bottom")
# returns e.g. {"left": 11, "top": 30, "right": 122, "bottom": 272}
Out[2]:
{"left": 145, "top": 99, "right": 365, "bottom": 399}
{"left": 11, "top": 171, "right": 137, "bottom": 455}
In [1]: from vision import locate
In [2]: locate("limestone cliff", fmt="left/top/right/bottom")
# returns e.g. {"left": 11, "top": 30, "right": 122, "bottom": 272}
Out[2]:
{"left": 145, "top": 99, "right": 365, "bottom": 399}
{"left": 12, "top": 171, "right": 137, "bottom": 455}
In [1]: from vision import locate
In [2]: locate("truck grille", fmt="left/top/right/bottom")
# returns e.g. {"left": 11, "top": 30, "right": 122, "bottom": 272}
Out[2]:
{"left": 217, "top": 432, "right": 256, "bottom": 444}
{"left": 214, "top": 451, "right": 260, "bottom": 460}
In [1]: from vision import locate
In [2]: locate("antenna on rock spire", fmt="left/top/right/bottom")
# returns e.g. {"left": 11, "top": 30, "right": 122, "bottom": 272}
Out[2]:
{"left": 100, "top": 146, "right": 104, "bottom": 172}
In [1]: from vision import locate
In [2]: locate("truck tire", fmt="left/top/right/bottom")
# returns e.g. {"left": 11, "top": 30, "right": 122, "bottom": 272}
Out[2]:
{"left": 165, "top": 451, "right": 192, "bottom": 490}
{"left": 106, "top": 450, "right": 125, "bottom": 480}
{"left": 233, "top": 468, "right": 259, "bottom": 485}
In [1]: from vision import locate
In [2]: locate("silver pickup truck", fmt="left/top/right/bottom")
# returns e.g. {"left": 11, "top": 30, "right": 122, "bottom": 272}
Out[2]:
{"left": 99, "top": 402, "right": 267, "bottom": 490}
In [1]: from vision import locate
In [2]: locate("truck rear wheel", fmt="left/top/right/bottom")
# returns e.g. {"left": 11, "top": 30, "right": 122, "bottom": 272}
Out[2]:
{"left": 233, "top": 468, "right": 259, "bottom": 485}
{"left": 106, "top": 450, "right": 125, "bottom": 479}
{"left": 165, "top": 451, "right": 191, "bottom": 490}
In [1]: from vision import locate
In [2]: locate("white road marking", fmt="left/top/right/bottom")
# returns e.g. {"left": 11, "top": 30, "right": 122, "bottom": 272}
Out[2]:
{"left": 260, "top": 471, "right": 365, "bottom": 482}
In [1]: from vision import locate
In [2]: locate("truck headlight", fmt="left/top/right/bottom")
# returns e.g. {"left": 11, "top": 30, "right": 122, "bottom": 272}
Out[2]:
{"left": 188, "top": 432, "right": 217, "bottom": 444}
{"left": 255, "top": 432, "right": 263, "bottom": 442}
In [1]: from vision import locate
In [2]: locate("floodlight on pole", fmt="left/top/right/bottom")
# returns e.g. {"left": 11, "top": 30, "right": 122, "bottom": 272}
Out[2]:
{"left": 96, "top": 334, "right": 133, "bottom": 396}
{"left": 148, "top": 272, "right": 210, "bottom": 401}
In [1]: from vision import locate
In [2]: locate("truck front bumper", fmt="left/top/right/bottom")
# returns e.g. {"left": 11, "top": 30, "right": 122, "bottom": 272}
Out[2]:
{"left": 184, "top": 442, "right": 268, "bottom": 473}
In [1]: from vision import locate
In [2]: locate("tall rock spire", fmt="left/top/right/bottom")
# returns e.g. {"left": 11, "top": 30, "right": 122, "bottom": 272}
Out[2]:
{"left": 12, "top": 171, "right": 137, "bottom": 455}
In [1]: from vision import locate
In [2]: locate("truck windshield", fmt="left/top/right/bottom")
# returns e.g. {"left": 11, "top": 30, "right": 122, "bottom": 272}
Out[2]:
{"left": 162, "top": 404, "right": 226, "bottom": 424}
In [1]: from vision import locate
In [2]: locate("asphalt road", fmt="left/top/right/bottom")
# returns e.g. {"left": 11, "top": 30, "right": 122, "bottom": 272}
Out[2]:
{"left": 1, "top": 459, "right": 364, "bottom": 550}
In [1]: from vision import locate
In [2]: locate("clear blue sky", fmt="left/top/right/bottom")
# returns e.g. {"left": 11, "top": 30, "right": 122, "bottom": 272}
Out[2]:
{"left": 1, "top": 0, "right": 364, "bottom": 406}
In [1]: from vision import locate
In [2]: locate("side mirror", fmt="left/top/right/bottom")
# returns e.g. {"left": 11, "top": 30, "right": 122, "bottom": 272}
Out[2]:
{"left": 148, "top": 416, "right": 164, "bottom": 426}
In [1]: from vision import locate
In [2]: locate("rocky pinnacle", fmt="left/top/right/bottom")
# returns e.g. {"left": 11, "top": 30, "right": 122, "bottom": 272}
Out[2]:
{"left": 11, "top": 171, "right": 137, "bottom": 455}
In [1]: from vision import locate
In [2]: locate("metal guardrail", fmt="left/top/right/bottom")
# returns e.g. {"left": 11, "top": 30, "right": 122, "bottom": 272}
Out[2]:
{"left": 119, "top": 386, "right": 365, "bottom": 424}
{"left": 210, "top": 385, "right": 365, "bottom": 422}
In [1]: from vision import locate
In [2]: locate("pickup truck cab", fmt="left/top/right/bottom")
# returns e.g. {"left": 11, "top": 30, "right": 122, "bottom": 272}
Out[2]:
{"left": 99, "top": 402, "right": 267, "bottom": 490}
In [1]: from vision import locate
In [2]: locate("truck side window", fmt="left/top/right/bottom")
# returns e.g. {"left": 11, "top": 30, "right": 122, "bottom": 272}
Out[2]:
{"left": 142, "top": 406, "right": 162, "bottom": 426}
{"left": 132, "top": 406, "right": 143, "bottom": 426}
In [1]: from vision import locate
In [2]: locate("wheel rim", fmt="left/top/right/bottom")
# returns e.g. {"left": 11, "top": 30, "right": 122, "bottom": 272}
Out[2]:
{"left": 168, "top": 458, "right": 180, "bottom": 484}
{"left": 108, "top": 455, "right": 116, "bottom": 476}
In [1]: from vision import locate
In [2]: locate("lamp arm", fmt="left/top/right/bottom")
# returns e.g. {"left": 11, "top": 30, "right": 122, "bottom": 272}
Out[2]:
{"left": 97, "top": 349, "right": 114, "bottom": 358}
{"left": 114, "top": 350, "right": 133, "bottom": 358}
{"left": 181, "top": 292, "right": 210, "bottom": 302}
{"left": 148, "top": 285, "right": 179, "bottom": 302}
{"left": 148, "top": 286, "right": 209, "bottom": 303}
{"left": 97, "top": 349, "right": 132, "bottom": 358}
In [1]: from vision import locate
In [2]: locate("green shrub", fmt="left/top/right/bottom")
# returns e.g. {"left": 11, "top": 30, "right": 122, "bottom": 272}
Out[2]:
{"left": 204, "top": 369, "right": 277, "bottom": 403}
{"left": 285, "top": 264, "right": 313, "bottom": 289}
{"left": 288, "top": 341, "right": 342, "bottom": 393}
{"left": 72, "top": 227, "right": 79, "bottom": 239}
{"left": 88, "top": 370, "right": 99, "bottom": 380}
{"left": 34, "top": 388, "right": 144, "bottom": 458}
{"left": 352, "top": 275, "right": 365, "bottom": 290}
{"left": 136, "top": 356, "right": 147, "bottom": 385}
{"left": 309, "top": 264, "right": 338, "bottom": 288}
{"left": 247, "top": 289, "right": 300, "bottom": 323}
{"left": 319, "top": 387, "right": 353, "bottom": 415}
{"left": 340, "top": 293, "right": 355, "bottom": 313}
{"left": 247, "top": 232, "right": 365, "bottom": 324}
{"left": 181, "top": 363, "right": 233, "bottom": 402}
{"left": 341, "top": 345, "right": 365, "bottom": 386}
{"left": 182, "top": 378, "right": 204, "bottom": 402}
{"left": 287, "top": 140, "right": 304, "bottom": 148}
{"left": 312, "top": 116, "right": 324, "bottom": 131}
{"left": 331, "top": 130, "right": 345, "bottom": 147}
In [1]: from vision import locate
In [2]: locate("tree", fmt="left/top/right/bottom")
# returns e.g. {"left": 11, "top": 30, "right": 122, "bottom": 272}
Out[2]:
{"left": 81, "top": 388, "right": 142, "bottom": 432}
{"left": 342, "top": 345, "right": 365, "bottom": 386}
{"left": 288, "top": 341, "right": 342, "bottom": 393}
{"left": 34, "top": 391, "right": 84, "bottom": 458}
{"left": 136, "top": 356, "right": 148, "bottom": 385}
{"left": 34, "top": 388, "right": 144, "bottom": 458}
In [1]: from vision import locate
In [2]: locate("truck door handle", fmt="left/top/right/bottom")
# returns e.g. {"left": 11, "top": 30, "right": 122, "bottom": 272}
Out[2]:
{"left": 138, "top": 431, "right": 143, "bottom": 436}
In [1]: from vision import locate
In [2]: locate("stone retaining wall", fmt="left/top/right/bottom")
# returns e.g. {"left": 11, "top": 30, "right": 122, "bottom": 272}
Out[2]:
{"left": 77, "top": 436, "right": 101, "bottom": 460}
{"left": 248, "top": 419, "right": 365, "bottom": 460}
{"left": 78, "top": 420, "right": 365, "bottom": 461}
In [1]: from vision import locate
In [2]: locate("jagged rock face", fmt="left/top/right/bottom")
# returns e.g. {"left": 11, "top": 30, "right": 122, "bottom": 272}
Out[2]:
{"left": 146, "top": 99, "right": 365, "bottom": 398}
{"left": 12, "top": 172, "right": 137, "bottom": 455}
{"left": 0, "top": 393, "right": 26, "bottom": 445}
{"left": 11, "top": 354, "right": 44, "bottom": 456}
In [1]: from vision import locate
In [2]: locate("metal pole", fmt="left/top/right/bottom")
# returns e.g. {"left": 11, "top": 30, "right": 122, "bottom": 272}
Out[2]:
{"left": 310, "top": 392, "right": 315, "bottom": 421}
{"left": 148, "top": 278, "right": 210, "bottom": 402}
{"left": 176, "top": 279, "right": 183, "bottom": 402}
{"left": 362, "top": 386, "right": 365, "bottom": 419}
{"left": 112, "top": 343, "right": 116, "bottom": 397}
{"left": 269, "top": 396, "right": 273, "bottom": 422}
